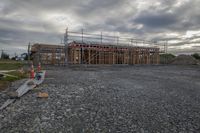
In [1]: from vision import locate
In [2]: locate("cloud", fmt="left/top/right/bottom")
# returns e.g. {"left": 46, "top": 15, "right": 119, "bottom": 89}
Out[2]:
{"left": 0, "top": 0, "right": 200, "bottom": 55}
{"left": 134, "top": 12, "right": 178, "bottom": 28}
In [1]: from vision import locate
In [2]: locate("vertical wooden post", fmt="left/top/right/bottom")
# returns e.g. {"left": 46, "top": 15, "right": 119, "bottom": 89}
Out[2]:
{"left": 88, "top": 45, "right": 90, "bottom": 64}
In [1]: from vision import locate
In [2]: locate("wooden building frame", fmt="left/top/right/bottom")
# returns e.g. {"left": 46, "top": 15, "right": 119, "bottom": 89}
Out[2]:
{"left": 31, "top": 43, "right": 65, "bottom": 65}
{"left": 67, "top": 41, "right": 160, "bottom": 65}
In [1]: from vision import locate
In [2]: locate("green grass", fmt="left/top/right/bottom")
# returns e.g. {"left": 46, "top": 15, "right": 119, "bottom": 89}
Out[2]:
{"left": 0, "top": 71, "right": 28, "bottom": 91}
{"left": 0, "top": 60, "right": 24, "bottom": 70}
{"left": 0, "top": 60, "right": 28, "bottom": 91}
{"left": 5, "top": 71, "right": 28, "bottom": 81}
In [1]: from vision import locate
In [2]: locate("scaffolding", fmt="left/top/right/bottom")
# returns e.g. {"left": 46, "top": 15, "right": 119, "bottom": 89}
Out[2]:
{"left": 66, "top": 29, "right": 161, "bottom": 65}
{"left": 31, "top": 29, "right": 164, "bottom": 65}
{"left": 67, "top": 41, "right": 159, "bottom": 65}
{"left": 31, "top": 43, "right": 65, "bottom": 65}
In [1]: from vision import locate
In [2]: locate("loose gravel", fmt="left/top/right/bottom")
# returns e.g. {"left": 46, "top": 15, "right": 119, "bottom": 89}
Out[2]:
{"left": 0, "top": 65, "right": 200, "bottom": 132}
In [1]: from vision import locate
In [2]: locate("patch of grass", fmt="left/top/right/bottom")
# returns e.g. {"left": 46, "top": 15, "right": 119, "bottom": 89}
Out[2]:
{"left": 0, "top": 60, "right": 25, "bottom": 70}
{"left": 0, "top": 70, "right": 28, "bottom": 91}
{"left": 6, "top": 71, "right": 28, "bottom": 79}
{"left": 2, "top": 76, "right": 18, "bottom": 82}
{"left": 0, "top": 63, "right": 23, "bottom": 70}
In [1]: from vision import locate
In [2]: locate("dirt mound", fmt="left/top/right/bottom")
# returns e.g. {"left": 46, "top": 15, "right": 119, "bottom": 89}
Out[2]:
{"left": 171, "top": 55, "right": 199, "bottom": 65}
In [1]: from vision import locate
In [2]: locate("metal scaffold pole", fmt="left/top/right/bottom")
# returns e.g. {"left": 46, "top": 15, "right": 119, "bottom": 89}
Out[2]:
{"left": 101, "top": 32, "right": 103, "bottom": 44}
{"left": 64, "top": 27, "right": 68, "bottom": 65}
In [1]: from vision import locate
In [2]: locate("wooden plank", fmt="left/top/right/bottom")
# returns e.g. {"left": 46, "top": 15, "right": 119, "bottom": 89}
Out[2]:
{"left": 16, "top": 79, "right": 36, "bottom": 97}
{"left": 0, "top": 73, "right": 18, "bottom": 78}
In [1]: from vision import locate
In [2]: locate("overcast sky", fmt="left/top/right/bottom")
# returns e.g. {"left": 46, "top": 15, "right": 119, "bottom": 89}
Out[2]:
{"left": 0, "top": 0, "right": 200, "bottom": 56}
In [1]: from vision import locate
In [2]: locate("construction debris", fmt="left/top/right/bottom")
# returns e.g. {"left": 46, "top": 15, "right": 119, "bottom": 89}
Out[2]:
{"left": 0, "top": 73, "right": 18, "bottom": 78}
{"left": 18, "top": 67, "right": 24, "bottom": 74}
{"left": 37, "top": 92, "right": 49, "bottom": 98}
{"left": 34, "top": 71, "right": 46, "bottom": 85}
{"left": 16, "top": 79, "right": 36, "bottom": 97}
{"left": 0, "top": 70, "right": 46, "bottom": 110}
{"left": 27, "top": 81, "right": 35, "bottom": 86}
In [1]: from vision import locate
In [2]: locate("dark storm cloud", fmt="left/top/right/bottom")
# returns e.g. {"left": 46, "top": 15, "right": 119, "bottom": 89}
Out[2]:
{"left": 0, "top": 0, "right": 200, "bottom": 54}
{"left": 0, "top": 28, "right": 61, "bottom": 44}
{"left": 192, "top": 45, "right": 200, "bottom": 48}
{"left": 134, "top": 12, "right": 178, "bottom": 28}
{"left": 0, "top": 27, "right": 62, "bottom": 55}
{"left": 74, "top": 0, "right": 126, "bottom": 18}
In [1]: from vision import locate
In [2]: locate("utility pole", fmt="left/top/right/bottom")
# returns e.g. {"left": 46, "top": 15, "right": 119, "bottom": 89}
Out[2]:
{"left": 117, "top": 36, "right": 119, "bottom": 45}
{"left": 1, "top": 49, "right": 3, "bottom": 59}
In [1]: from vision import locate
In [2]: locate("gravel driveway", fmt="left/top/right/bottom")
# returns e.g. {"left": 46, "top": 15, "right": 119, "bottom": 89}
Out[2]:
{"left": 0, "top": 65, "right": 200, "bottom": 132}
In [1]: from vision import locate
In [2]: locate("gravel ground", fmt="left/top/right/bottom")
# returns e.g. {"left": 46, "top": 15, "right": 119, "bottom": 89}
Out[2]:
{"left": 0, "top": 65, "right": 200, "bottom": 132}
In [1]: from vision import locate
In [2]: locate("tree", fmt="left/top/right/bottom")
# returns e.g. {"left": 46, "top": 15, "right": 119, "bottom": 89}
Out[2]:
{"left": 191, "top": 53, "right": 200, "bottom": 60}
{"left": 1, "top": 51, "right": 9, "bottom": 59}
{"left": 24, "top": 54, "right": 28, "bottom": 60}
{"left": 11, "top": 57, "right": 16, "bottom": 60}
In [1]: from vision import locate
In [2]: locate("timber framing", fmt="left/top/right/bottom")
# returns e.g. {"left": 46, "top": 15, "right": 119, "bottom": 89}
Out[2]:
{"left": 67, "top": 41, "right": 160, "bottom": 65}
{"left": 31, "top": 43, "right": 65, "bottom": 65}
{"left": 31, "top": 42, "right": 160, "bottom": 65}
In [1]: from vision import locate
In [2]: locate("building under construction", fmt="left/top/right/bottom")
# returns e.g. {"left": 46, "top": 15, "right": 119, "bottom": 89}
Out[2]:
{"left": 67, "top": 41, "right": 159, "bottom": 65}
{"left": 31, "top": 30, "right": 161, "bottom": 65}
{"left": 31, "top": 43, "right": 65, "bottom": 65}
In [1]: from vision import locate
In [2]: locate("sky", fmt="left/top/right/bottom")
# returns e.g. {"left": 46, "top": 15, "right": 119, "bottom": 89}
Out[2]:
{"left": 0, "top": 0, "right": 200, "bottom": 56}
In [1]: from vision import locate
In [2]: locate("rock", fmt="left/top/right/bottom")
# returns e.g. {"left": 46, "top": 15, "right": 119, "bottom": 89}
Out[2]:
{"left": 41, "top": 116, "right": 50, "bottom": 121}
{"left": 1, "top": 66, "right": 200, "bottom": 132}
{"left": 79, "top": 88, "right": 84, "bottom": 91}
{"left": 0, "top": 114, "right": 4, "bottom": 118}
{"left": 57, "top": 116, "right": 63, "bottom": 119}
